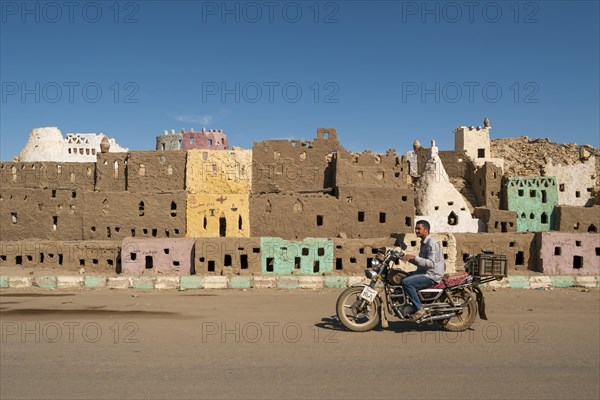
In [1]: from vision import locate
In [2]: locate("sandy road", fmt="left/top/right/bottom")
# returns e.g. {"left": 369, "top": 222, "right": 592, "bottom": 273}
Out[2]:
{"left": 1, "top": 287, "right": 599, "bottom": 400}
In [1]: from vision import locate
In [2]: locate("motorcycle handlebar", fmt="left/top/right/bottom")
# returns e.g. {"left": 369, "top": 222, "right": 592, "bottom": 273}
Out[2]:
{"left": 384, "top": 250, "right": 404, "bottom": 265}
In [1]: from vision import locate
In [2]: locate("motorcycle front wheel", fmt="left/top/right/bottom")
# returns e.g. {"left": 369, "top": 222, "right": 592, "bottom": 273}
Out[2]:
{"left": 336, "top": 286, "right": 381, "bottom": 332}
{"left": 438, "top": 289, "right": 477, "bottom": 332}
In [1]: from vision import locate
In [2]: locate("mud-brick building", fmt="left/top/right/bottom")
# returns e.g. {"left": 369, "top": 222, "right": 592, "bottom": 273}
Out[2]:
{"left": 2, "top": 121, "right": 600, "bottom": 277}
{"left": 182, "top": 128, "right": 229, "bottom": 151}
{"left": 536, "top": 232, "right": 600, "bottom": 275}
{"left": 250, "top": 128, "right": 415, "bottom": 239}
{"left": 185, "top": 149, "right": 252, "bottom": 237}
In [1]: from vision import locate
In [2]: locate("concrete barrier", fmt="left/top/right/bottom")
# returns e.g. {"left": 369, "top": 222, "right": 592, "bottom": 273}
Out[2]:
{"left": 132, "top": 277, "right": 155, "bottom": 289}
{"left": 33, "top": 276, "right": 57, "bottom": 289}
{"left": 180, "top": 276, "right": 202, "bottom": 289}
{"left": 155, "top": 277, "right": 179, "bottom": 289}
{"left": 229, "top": 276, "right": 251, "bottom": 289}
{"left": 277, "top": 276, "right": 300, "bottom": 289}
{"left": 574, "top": 276, "right": 598, "bottom": 288}
{"left": 252, "top": 276, "right": 276, "bottom": 289}
{"left": 299, "top": 276, "right": 324, "bottom": 289}
{"left": 56, "top": 276, "right": 83, "bottom": 289}
{"left": 529, "top": 276, "right": 552, "bottom": 289}
{"left": 202, "top": 276, "right": 228, "bottom": 289}
{"left": 8, "top": 276, "right": 32, "bottom": 288}
{"left": 107, "top": 277, "right": 131, "bottom": 289}
{"left": 84, "top": 276, "right": 107, "bottom": 288}
{"left": 1, "top": 274, "right": 598, "bottom": 291}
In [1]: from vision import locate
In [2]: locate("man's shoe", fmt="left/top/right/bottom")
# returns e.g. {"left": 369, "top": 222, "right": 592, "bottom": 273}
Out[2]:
{"left": 412, "top": 309, "right": 428, "bottom": 320}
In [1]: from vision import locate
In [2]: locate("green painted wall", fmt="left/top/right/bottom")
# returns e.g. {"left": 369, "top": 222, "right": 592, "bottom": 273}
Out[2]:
{"left": 260, "top": 237, "right": 333, "bottom": 274}
{"left": 505, "top": 177, "right": 558, "bottom": 232}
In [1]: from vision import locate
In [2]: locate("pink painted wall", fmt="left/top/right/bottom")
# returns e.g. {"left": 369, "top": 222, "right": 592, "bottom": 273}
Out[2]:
{"left": 539, "top": 232, "right": 600, "bottom": 275}
{"left": 121, "top": 238, "right": 195, "bottom": 275}
{"left": 181, "top": 129, "right": 229, "bottom": 151}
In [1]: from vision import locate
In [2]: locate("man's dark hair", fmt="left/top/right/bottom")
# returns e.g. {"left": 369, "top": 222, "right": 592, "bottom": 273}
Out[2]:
{"left": 415, "top": 219, "right": 431, "bottom": 231}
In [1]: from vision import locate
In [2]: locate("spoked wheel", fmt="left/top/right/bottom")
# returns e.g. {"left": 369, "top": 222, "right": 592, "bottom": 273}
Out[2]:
{"left": 336, "top": 286, "right": 381, "bottom": 332}
{"left": 438, "top": 289, "right": 477, "bottom": 332}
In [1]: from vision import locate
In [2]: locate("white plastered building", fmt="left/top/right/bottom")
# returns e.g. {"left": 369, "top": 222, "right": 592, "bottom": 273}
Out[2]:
{"left": 16, "top": 127, "right": 127, "bottom": 162}
{"left": 415, "top": 141, "right": 480, "bottom": 233}
{"left": 544, "top": 157, "right": 597, "bottom": 206}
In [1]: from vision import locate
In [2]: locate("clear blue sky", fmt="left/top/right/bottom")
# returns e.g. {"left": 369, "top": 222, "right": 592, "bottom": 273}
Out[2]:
{"left": 1, "top": 0, "right": 598, "bottom": 160}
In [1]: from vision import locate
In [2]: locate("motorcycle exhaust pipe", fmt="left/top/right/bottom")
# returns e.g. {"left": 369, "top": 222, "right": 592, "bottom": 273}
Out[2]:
{"left": 418, "top": 312, "right": 456, "bottom": 323}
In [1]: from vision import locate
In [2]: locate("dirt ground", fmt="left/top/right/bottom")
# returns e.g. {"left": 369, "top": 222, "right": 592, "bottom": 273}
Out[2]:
{"left": 1, "top": 287, "right": 599, "bottom": 400}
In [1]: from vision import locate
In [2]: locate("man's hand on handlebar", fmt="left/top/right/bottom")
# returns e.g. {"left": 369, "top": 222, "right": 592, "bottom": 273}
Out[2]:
{"left": 401, "top": 254, "right": 416, "bottom": 263}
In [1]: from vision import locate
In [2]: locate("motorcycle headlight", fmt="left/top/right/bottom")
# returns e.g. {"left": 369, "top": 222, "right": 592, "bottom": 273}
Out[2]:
{"left": 364, "top": 270, "right": 378, "bottom": 280}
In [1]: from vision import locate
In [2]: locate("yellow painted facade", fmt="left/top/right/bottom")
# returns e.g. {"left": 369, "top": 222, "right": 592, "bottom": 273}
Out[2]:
{"left": 186, "top": 150, "right": 252, "bottom": 194}
{"left": 186, "top": 193, "right": 250, "bottom": 237}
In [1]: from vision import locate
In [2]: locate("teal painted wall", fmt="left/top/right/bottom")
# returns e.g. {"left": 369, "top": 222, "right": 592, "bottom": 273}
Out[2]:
{"left": 260, "top": 237, "right": 334, "bottom": 274}
{"left": 505, "top": 177, "right": 558, "bottom": 232}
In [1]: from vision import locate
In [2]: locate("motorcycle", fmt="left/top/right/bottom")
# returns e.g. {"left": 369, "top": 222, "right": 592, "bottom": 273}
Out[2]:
{"left": 336, "top": 249, "right": 503, "bottom": 332}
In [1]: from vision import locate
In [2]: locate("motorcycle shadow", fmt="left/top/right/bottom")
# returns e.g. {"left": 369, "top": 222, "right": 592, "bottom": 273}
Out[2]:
{"left": 315, "top": 316, "right": 470, "bottom": 333}
{"left": 314, "top": 316, "right": 347, "bottom": 332}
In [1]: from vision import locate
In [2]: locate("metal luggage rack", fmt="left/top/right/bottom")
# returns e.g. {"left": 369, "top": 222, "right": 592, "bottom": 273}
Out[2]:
{"left": 465, "top": 253, "right": 507, "bottom": 284}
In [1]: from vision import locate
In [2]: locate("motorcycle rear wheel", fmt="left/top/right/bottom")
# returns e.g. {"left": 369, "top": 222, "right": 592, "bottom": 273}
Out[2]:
{"left": 438, "top": 290, "right": 477, "bottom": 332}
{"left": 336, "top": 286, "right": 381, "bottom": 332}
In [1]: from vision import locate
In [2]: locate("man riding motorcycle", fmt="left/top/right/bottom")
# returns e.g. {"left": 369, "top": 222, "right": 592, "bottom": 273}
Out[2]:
{"left": 400, "top": 219, "right": 445, "bottom": 319}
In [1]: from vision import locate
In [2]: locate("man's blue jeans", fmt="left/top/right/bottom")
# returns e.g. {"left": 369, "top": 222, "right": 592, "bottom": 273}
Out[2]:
{"left": 402, "top": 273, "right": 436, "bottom": 310}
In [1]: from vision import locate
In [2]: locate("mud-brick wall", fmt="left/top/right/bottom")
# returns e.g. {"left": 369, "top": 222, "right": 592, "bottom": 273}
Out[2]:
{"left": 474, "top": 208, "right": 517, "bottom": 233}
{"left": 82, "top": 191, "right": 186, "bottom": 240}
{"left": 194, "top": 237, "right": 262, "bottom": 275}
{"left": 416, "top": 148, "right": 471, "bottom": 180}
{"left": 471, "top": 162, "right": 502, "bottom": 209}
{"left": 332, "top": 238, "right": 397, "bottom": 274}
{"left": 503, "top": 176, "right": 558, "bottom": 232}
{"left": 260, "top": 237, "right": 334, "bottom": 275}
{"left": 127, "top": 151, "right": 186, "bottom": 192}
{"left": 250, "top": 193, "right": 339, "bottom": 239}
{"left": 0, "top": 162, "right": 95, "bottom": 190}
{"left": 251, "top": 128, "right": 344, "bottom": 194}
{"left": 453, "top": 233, "right": 536, "bottom": 273}
{"left": 1, "top": 188, "right": 83, "bottom": 240}
{"left": 337, "top": 186, "right": 415, "bottom": 237}
{"left": 0, "top": 240, "right": 121, "bottom": 271}
{"left": 121, "top": 237, "right": 195, "bottom": 275}
{"left": 555, "top": 206, "right": 600, "bottom": 233}
{"left": 335, "top": 151, "right": 410, "bottom": 189}
{"left": 536, "top": 232, "right": 600, "bottom": 276}
{"left": 95, "top": 153, "right": 128, "bottom": 192}
{"left": 186, "top": 150, "right": 252, "bottom": 195}
{"left": 186, "top": 194, "right": 250, "bottom": 237}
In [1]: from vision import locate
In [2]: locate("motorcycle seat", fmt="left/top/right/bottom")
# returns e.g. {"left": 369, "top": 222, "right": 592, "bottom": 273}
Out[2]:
{"left": 428, "top": 273, "right": 469, "bottom": 289}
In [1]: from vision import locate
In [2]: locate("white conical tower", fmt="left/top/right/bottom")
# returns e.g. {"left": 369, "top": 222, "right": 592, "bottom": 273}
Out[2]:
{"left": 415, "top": 141, "right": 480, "bottom": 233}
